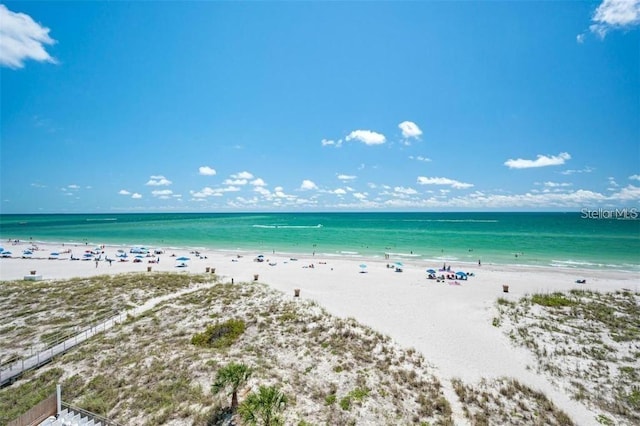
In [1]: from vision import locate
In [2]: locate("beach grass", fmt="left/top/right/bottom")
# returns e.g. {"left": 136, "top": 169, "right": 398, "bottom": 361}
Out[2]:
{"left": 496, "top": 289, "right": 640, "bottom": 425}
{"left": 451, "top": 376, "right": 575, "bottom": 425}
{"left": 0, "top": 274, "right": 452, "bottom": 425}
{"left": 0, "top": 272, "right": 212, "bottom": 364}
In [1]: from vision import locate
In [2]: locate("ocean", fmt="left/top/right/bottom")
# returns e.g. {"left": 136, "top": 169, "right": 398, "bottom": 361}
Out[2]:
{"left": 0, "top": 212, "right": 638, "bottom": 272}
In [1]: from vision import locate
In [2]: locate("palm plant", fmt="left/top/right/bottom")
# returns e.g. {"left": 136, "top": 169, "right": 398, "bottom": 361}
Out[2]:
{"left": 211, "top": 362, "right": 253, "bottom": 410}
{"left": 238, "top": 385, "right": 288, "bottom": 426}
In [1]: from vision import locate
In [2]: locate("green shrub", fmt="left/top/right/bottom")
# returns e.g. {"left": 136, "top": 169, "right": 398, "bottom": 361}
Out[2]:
{"left": 339, "top": 396, "right": 351, "bottom": 411}
{"left": 324, "top": 394, "right": 336, "bottom": 405}
{"left": 531, "top": 293, "right": 576, "bottom": 308}
{"left": 191, "top": 319, "right": 246, "bottom": 348}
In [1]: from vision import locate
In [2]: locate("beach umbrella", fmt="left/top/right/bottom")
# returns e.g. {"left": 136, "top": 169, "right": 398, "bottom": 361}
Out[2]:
{"left": 395, "top": 262, "right": 404, "bottom": 267}
{"left": 1, "top": 251, "right": 12, "bottom": 257}
{"left": 176, "top": 256, "right": 190, "bottom": 261}
{"left": 456, "top": 271, "right": 468, "bottom": 280}
{"left": 359, "top": 263, "right": 367, "bottom": 269}
{"left": 426, "top": 269, "right": 436, "bottom": 274}
{"left": 0, "top": 247, "right": 4, "bottom": 253}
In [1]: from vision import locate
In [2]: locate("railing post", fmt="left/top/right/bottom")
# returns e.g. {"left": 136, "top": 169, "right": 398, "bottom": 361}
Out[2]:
{"left": 56, "top": 383, "right": 62, "bottom": 415}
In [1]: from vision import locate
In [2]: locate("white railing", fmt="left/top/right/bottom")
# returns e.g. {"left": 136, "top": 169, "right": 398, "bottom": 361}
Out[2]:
{"left": 0, "top": 312, "right": 129, "bottom": 386}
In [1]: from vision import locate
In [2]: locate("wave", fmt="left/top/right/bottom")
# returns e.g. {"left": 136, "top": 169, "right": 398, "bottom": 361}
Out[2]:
{"left": 402, "top": 219, "right": 499, "bottom": 223}
{"left": 86, "top": 218, "right": 117, "bottom": 222}
{"left": 252, "top": 224, "right": 323, "bottom": 229}
{"left": 385, "top": 252, "right": 421, "bottom": 258}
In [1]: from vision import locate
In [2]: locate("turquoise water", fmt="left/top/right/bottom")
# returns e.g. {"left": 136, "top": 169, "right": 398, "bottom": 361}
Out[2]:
{"left": 0, "top": 212, "right": 638, "bottom": 272}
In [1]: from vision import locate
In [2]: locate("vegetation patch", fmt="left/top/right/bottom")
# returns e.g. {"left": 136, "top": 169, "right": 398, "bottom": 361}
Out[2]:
{"left": 0, "top": 368, "right": 64, "bottom": 424}
{"left": 1, "top": 277, "right": 452, "bottom": 425}
{"left": 191, "top": 318, "right": 246, "bottom": 348}
{"left": 452, "top": 376, "right": 574, "bottom": 425}
{"left": 0, "top": 272, "right": 214, "bottom": 364}
{"left": 496, "top": 289, "right": 640, "bottom": 425}
{"left": 531, "top": 292, "right": 577, "bottom": 308}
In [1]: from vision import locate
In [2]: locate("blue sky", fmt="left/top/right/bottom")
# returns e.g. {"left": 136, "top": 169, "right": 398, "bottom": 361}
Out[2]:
{"left": 1, "top": 1, "right": 639, "bottom": 213}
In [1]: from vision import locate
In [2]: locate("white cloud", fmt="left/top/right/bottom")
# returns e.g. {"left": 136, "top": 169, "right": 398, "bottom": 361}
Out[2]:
{"left": 542, "top": 181, "right": 573, "bottom": 188}
{"left": 353, "top": 193, "right": 368, "bottom": 200}
{"left": 337, "top": 174, "right": 356, "bottom": 181}
{"left": 504, "top": 152, "right": 571, "bottom": 169}
{"left": 146, "top": 175, "right": 172, "bottom": 186}
{"left": 629, "top": 174, "right": 640, "bottom": 181}
{"left": 224, "top": 179, "right": 248, "bottom": 185}
{"left": 409, "top": 155, "right": 431, "bottom": 162}
{"left": 590, "top": 0, "right": 640, "bottom": 38}
{"left": 190, "top": 185, "right": 241, "bottom": 199}
{"left": 0, "top": 5, "right": 57, "bottom": 69}
{"left": 67, "top": 184, "right": 80, "bottom": 190}
{"left": 232, "top": 171, "right": 254, "bottom": 179}
{"left": 345, "top": 130, "right": 386, "bottom": 145}
{"left": 576, "top": 33, "right": 586, "bottom": 43}
{"left": 394, "top": 186, "right": 418, "bottom": 195}
{"left": 333, "top": 188, "right": 347, "bottom": 195}
{"left": 199, "top": 166, "right": 217, "bottom": 176}
{"left": 190, "top": 187, "right": 219, "bottom": 199}
{"left": 152, "top": 189, "right": 173, "bottom": 198}
{"left": 610, "top": 184, "right": 640, "bottom": 200}
{"left": 131, "top": 193, "right": 142, "bottom": 199}
{"left": 416, "top": 176, "right": 474, "bottom": 189}
{"left": 254, "top": 186, "right": 271, "bottom": 196}
{"left": 322, "top": 138, "right": 342, "bottom": 147}
{"left": 118, "top": 189, "right": 131, "bottom": 195}
{"left": 398, "top": 121, "right": 423, "bottom": 139}
{"left": 608, "top": 177, "right": 619, "bottom": 187}
{"left": 300, "top": 180, "right": 318, "bottom": 191}
{"left": 561, "top": 166, "right": 594, "bottom": 175}
{"left": 251, "top": 178, "right": 266, "bottom": 186}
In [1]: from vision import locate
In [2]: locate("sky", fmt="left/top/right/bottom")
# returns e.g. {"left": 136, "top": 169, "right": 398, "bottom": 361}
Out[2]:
{"left": 1, "top": 0, "right": 639, "bottom": 213}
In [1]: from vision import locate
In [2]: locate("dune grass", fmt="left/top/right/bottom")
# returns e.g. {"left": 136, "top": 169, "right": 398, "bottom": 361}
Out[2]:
{"left": 1, "top": 274, "right": 453, "bottom": 425}
{"left": 495, "top": 289, "right": 640, "bottom": 425}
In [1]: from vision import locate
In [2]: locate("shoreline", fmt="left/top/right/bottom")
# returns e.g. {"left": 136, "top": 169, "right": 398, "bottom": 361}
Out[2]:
{"left": 2, "top": 240, "right": 638, "bottom": 425}
{"left": 3, "top": 237, "right": 639, "bottom": 274}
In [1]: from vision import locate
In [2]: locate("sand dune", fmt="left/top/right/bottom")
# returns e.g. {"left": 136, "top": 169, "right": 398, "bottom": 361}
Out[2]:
{"left": 1, "top": 241, "right": 637, "bottom": 425}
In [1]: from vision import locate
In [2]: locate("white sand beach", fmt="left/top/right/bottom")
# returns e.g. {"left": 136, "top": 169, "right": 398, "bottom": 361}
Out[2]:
{"left": 1, "top": 241, "right": 638, "bottom": 425}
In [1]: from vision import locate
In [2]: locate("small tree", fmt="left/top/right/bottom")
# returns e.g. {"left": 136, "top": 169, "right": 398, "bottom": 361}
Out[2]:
{"left": 238, "top": 385, "right": 288, "bottom": 426}
{"left": 212, "top": 362, "right": 253, "bottom": 410}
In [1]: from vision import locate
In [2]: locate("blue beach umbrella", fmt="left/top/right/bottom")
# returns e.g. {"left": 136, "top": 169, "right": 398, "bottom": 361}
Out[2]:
{"left": 456, "top": 271, "right": 468, "bottom": 280}
{"left": 426, "top": 269, "right": 436, "bottom": 274}
{"left": 176, "top": 256, "right": 190, "bottom": 261}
